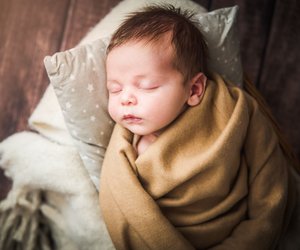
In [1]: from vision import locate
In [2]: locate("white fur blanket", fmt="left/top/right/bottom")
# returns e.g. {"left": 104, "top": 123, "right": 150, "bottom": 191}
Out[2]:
{"left": 0, "top": 131, "right": 115, "bottom": 250}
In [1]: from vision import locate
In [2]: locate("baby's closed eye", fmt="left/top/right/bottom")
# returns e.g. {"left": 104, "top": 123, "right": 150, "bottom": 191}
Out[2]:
{"left": 138, "top": 81, "right": 160, "bottom": 90}
{"left": 107, "top": 83, "right": 122, "bottom": 93}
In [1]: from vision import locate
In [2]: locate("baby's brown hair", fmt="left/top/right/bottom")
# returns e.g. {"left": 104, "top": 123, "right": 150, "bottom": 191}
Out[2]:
{"left": 107, "top": 5, "right": 209, "bottom": 82}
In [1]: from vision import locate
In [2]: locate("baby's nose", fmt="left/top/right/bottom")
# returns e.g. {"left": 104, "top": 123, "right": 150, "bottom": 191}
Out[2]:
{"left": 121, "top": 92, "right": 137, "bottom": 105}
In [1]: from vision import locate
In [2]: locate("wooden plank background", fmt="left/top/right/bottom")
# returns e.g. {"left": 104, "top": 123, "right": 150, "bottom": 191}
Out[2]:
{"left": 1, "top": 0, "right": 299, "bottom": 200}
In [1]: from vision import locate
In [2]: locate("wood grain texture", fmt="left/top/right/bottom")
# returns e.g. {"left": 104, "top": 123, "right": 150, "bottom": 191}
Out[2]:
{"left": 0, "top": 0, "right": 71, "bottom": 199}
{"left": 59, "top": 0, "right": 121, "bottom": 51}
{"left": 0, "top": 0, "right": 71, "bottom": 139}
{"left": 258, "top": 0, "right": 300, "bottom": 159}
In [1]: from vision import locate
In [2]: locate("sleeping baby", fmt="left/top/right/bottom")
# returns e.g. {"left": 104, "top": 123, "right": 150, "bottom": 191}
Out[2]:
{"left": 99, "top": 5, "right": 296, "bottom": 250}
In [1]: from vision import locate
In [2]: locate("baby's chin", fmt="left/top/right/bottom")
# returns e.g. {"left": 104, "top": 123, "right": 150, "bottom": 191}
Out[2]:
{"left": 116, "top": 120, "right": 164, "bottom": 136}
{"left": 126, "top": 128, "right": 162, "bottom": 140}
{"left": 126, "top": 129, "right": 150, "bottom": 136}
{"left": 122, "top": 125, "right": 155, "bottom": 136}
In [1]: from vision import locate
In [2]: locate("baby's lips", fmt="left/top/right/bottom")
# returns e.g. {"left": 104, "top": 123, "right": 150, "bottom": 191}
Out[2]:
{"left": 122, "top": 114, "right": 142, "bottom": 123}
{"left": 123, "top": 114, "right": 136, "bottom": 119}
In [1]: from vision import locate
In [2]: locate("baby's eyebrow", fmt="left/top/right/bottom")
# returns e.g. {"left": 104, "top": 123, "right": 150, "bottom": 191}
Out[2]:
{"left": 134, "top": 74, "right": 165, "bottom": 81}
{"left": 106, "top": 79, "right": 120, "bottom": 84}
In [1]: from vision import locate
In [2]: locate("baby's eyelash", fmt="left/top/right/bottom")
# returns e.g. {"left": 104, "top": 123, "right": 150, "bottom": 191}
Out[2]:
{"left": 138, "top": 84, "right": 159, "bottom": 90}
{"left": 109, "top": 88, "right": 122, "bottom": 94}
{"left": 143, "top": 86, "right": 159, "bottom": 90}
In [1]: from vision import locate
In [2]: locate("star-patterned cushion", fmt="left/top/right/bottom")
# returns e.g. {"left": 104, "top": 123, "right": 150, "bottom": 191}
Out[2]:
{"left": 44, "top": 39, "right": 112, "bottom": 189}
{"left": 44, "top": 5, "right": 242, "bottom": 190}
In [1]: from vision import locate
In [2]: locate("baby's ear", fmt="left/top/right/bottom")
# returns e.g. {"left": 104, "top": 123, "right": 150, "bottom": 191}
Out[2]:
{"left": 187, "top": 72, "right": 207, "bottom": 106}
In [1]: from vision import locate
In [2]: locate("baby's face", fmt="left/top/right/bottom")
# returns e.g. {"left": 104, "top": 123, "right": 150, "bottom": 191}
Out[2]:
{"left": 106, "top": 39, "right": 191, "bottom": 136}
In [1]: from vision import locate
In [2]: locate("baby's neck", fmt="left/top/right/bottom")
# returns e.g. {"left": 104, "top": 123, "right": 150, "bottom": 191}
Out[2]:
{"left": 136, "top": 134, "right": 158, "bottom": 155}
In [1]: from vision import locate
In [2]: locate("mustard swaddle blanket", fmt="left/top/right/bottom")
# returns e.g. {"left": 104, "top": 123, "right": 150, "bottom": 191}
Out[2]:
{"left": 99, "top": 74, "right": 295, "bottom": 250}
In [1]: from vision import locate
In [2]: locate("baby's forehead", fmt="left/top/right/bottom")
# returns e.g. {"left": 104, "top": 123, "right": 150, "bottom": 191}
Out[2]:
{"left": 108, "top": 31, "right": 174, "bottom": 55}
{"left": 106, "top": 40, "right": 176, "bottom": 71}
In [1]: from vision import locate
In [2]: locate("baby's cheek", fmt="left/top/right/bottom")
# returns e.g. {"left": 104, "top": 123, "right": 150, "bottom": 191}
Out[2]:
{"left": 107, "top": 101, "right": 118, "bottom": 122}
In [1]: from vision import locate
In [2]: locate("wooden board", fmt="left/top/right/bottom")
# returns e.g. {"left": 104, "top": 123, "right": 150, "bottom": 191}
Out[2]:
{"left": 0, "top": 0, "right": 71, "bottom": 138}
{"left": 258, "top": 0, "right": 300, "bottom": 158}
{"left": 0, "top": 0, "right": 72, "bottom": 199}
{"left": 59, "top": 0, "right": 121, "bottom": 51}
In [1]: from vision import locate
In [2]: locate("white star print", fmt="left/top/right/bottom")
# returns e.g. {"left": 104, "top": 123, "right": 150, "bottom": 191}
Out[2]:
{"left": 87, "top": 84, "right": 94, "bottom": 92}
{"left": 66, "top": 102, "right": 72, "bottom": 109}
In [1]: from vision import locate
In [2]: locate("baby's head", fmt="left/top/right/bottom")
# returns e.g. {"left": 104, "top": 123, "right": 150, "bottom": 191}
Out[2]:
{"left": 106, "top": 5, "right": 208, "bottom": 136}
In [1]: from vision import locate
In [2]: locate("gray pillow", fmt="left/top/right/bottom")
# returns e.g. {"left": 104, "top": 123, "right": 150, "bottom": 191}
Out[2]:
{"left": 44, "top": 39, "right": 114, "bottom": 189}
{"left": 44, "top": 6, "right": 243, "bottom": 190}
